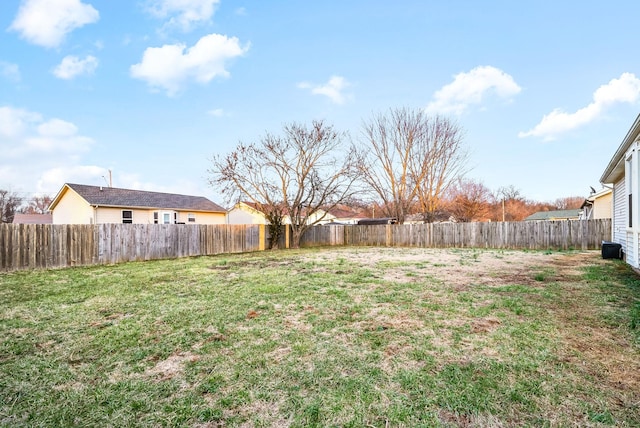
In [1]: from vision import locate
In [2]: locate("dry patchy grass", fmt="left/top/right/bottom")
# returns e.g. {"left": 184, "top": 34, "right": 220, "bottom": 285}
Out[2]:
{"left": 1, "top": 247, "right": 639, "bottom": 427}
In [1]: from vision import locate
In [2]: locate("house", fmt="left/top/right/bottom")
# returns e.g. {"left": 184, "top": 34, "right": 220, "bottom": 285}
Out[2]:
{"left": 324, "top": 205, "right": 368, "bottom": 225}
{"left": 227, "top": 201, "right": 270, "bottom": 224}
{"left": 12, "top": 213, "right": 53, "bottom": 224}
{"left": 600, "top": 113, "right": 640, "bottom": 267}
{"left": 49, "top": 183, "right": 226, "bottom": 225}
{"left": 579, "top": 187, "right": 612, "bottom": 220}
{"left": 524, "top": 209, "right": 581, "bottom": 221}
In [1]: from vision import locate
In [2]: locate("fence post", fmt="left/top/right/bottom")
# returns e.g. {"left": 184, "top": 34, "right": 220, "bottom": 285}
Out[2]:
{"left": 386, "top": 224, "right": 392, "bottom": 247}
{"left": 285, "top": 225, "right": 290, "bottom": 249}
{"left": 259, "top": 224, "right": 266, "bottom": 251}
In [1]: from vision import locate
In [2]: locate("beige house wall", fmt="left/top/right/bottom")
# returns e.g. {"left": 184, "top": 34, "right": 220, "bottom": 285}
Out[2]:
{"left": 593, "top": 192, "right": 612, "bottom": 219}
{"left": 187, "top": 212, "right": 225, "bottom": 224}
{"left": 95, "top": 207, "right": 225, "bottom": 224}
{"left": 95, "top": 207, "right": 145, "bottom": 224}
{"left": 227, "top": 203, "right": 268, "bottom": 224}
{"left": 51, "top": 189, "right": 94, "bottom": 224}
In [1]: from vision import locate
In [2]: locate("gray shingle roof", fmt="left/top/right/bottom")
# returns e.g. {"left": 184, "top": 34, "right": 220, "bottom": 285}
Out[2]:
{"left": 524, "top": 209, "right": 581, "bottom": 221}
{"left": 66, "top": 183, "right": 225, "bottom": 212}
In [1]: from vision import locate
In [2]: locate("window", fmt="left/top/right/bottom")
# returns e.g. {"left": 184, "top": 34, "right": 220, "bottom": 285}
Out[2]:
{"left": 122, "top": 210, "right": 133, "bottom": 224}
{"left": 188, "top": 213, "right": 196, "bottom": 223}
{"left": 153, "top": 212, "right": 158, "bottom": 224}
{"left": 163, "top": 213, "right": 171, "bottom": 224}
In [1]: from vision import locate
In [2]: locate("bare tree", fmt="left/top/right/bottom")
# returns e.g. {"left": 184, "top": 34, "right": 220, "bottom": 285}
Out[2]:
{"left": 357, "top": 107, "right": 467, "bottom": 223}
{"left": 22, "top": 195, "right": 53, "bottom": 214}
{"left": 489, "top": 186, "right": 554, "bottom": 221}
{"left": 446, "top": 178, "right": 491, "bottom": 222}
{"left": 413, "top": 115, "right": 468, "bottom": 222}
{"left": 0, "top": 189, "right": 22, "bottom": 223}
{"left": 554, "top": 196, "right": 584, "bottom": 210}
{"left": 209, "top": 120, "right": 361, "bottom": 248}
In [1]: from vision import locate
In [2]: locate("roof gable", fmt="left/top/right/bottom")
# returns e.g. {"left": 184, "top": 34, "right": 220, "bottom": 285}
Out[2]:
{"left": 601, "top": 113, "right": 640, "bottom": 184}
{"left": 50, "top": 183, "right": 225, "bottom": 212}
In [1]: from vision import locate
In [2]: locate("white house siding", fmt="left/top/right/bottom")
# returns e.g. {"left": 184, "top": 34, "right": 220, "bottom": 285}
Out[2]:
{"left": 629, "top": 143, "right": 640, "bottom": 268}
{"left": 613, "top": 180, "right": 627, "bottom": 247}
{"left": 52, "top": 189, "right": 94, "bottom": 224}
{"left": 614, "top": 172, "right": 637, "bottom": 266}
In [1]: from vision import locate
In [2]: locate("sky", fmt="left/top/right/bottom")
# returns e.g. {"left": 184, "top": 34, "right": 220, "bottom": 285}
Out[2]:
{"left": 1, "top": 0, "right": 640, "bottom": 207}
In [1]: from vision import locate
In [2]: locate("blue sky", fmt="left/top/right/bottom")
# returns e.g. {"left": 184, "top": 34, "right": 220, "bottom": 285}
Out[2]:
{"left": 1, "top": 0, "right": 640, "bottom": 206}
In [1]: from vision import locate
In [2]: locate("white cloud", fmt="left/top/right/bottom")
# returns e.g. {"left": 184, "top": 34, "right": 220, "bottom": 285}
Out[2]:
{"left": 519, "top": 73, "right": 640, "bottom": 140}
{"left": 0, "top": 106, "right": 93, "bottom": 158}
{"left": 130, "top": 33, "right": 249, "bottom": 96}
{"left": 52, "top": 55, "right": 98, "bottom": 79}
{"left": 0, "top": 106, "right": 41, "bottom": 139}
{"left": 27, "top": 119, "right": 93, "bottom": 153}
{"left": 147, "top": 0, "right": 219, "bottom": 32}
{"left": 0, "top": 62, "right": 21, "bottom": 82}
{"left": 0, "top": 105, "right": 98, "bottom": 194}
{"left": 38, "top": 165, "right": 107, "bottom": 193}
{"left": 9, "top": 0, "right": 99, "bottom": 48}
{"left": 298, "top": 75, "right": 352, "bottom": 104}
{"left": 37, "top": 118, "right": 78, "bottom": 137}
{"left": 207, "top": 108, "right": 225, "bottom": 117}
{"left": 425, "top": 65, "right": 521, "bottom": 115}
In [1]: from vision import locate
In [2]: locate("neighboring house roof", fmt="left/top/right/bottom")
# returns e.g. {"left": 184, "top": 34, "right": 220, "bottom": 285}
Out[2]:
{"left": 12, "top": 213, "right": 53, "bottom": 224}
{"left": 580, "top": 187, "right": 612, "bottom": 209}
{"left": 601, "top": 113, "right": 640, "bottom": 184}
{"left": 326, "top": 206, "right": 367, "bottom": 220}
{"left": 237, "top": 201, "right": 280, "bottom": 215}
{"left": 49, "top": 183, "right": 226, "bottom": 213}
{"left": 524, "top": 209, "right": 581, "bottom": 221}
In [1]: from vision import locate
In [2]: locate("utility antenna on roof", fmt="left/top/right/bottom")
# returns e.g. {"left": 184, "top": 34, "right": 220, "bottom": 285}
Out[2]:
{"left": 101, "top": 170, "right": 113, "bottom": 188}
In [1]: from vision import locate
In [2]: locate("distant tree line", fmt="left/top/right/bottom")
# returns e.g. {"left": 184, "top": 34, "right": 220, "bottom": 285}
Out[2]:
{"left": 0, "top": 191, "right": 52, "bottom": 223}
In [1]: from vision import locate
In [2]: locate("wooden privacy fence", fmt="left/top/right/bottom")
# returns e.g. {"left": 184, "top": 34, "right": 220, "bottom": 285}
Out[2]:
{"left": 299, "top": 219, "right": 612, "bottom": 250}
{"left": 0, "top": 224, "right": 262, "bottom": 272}
{"left": 1, "top": 219, "right": 611, "bottom": 272}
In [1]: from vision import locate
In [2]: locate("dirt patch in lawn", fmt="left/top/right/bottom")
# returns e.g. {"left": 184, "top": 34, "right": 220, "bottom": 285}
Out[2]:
{"left": 305, "top": 247, "right": 603, "bottom": 287}
{"left": 144, "top": 351, "right": 200, "bottom": 381}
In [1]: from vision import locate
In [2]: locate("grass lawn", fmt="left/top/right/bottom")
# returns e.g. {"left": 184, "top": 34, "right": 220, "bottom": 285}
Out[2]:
{"left": 1, "top": 247, "right": 639, "bottom": 427}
